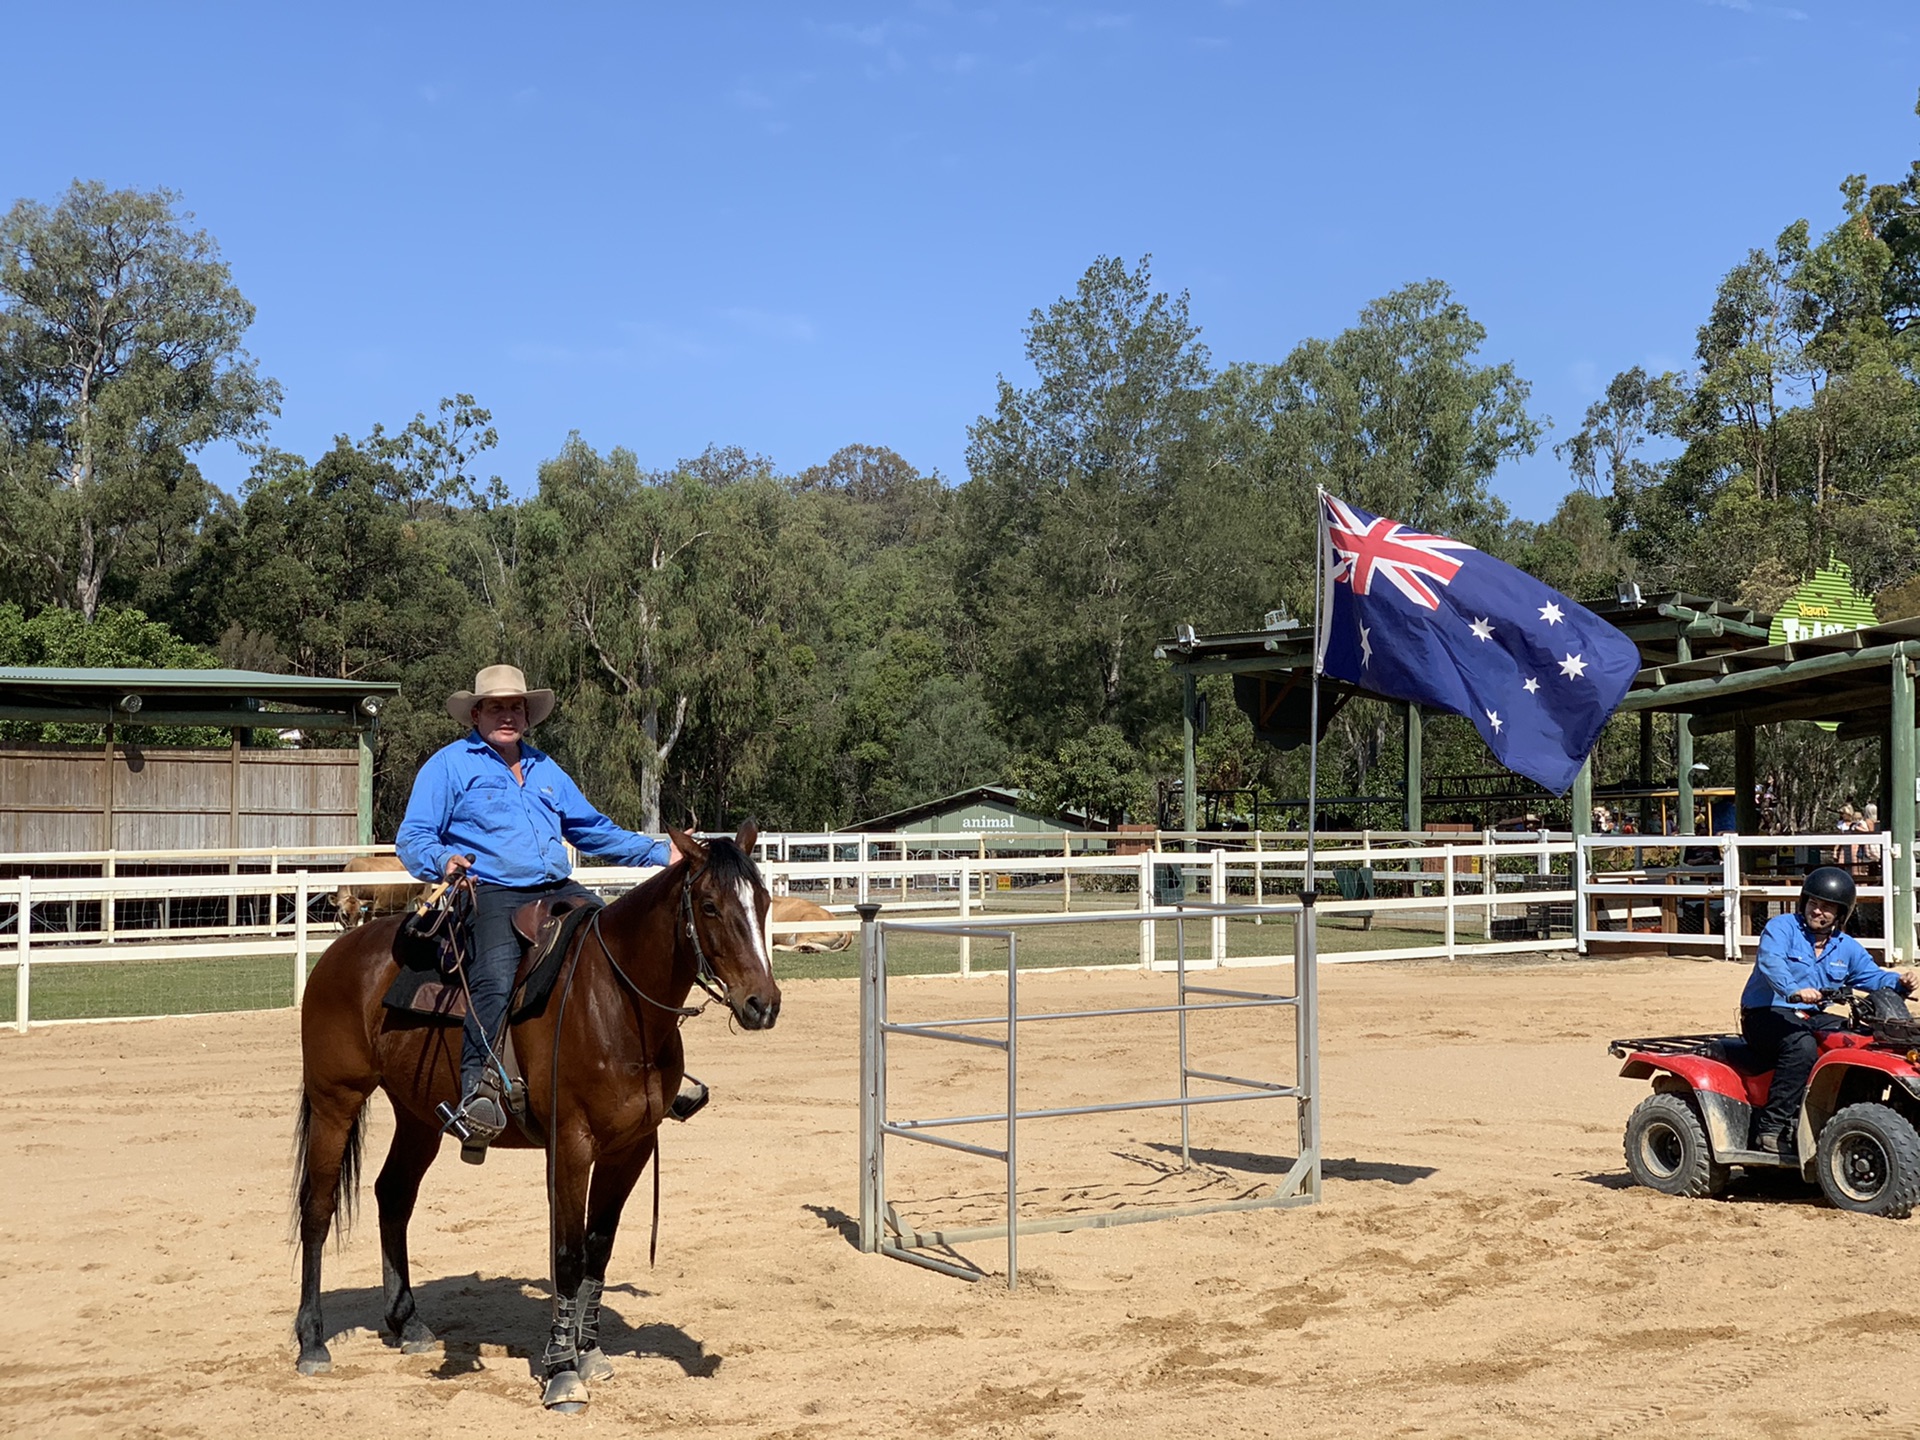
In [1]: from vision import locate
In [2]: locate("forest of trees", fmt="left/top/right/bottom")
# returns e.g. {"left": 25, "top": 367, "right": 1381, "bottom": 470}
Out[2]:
{"left": 5, "top": 108, "right": 1920, "bottom": 840}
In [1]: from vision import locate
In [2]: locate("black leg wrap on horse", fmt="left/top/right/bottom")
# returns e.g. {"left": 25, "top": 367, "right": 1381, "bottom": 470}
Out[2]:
{"left": 575, "top": 1276, "right": 604, "bottom": 1356}
{"left": 545, "top": 1293, "right": 581, "bottom": 1376}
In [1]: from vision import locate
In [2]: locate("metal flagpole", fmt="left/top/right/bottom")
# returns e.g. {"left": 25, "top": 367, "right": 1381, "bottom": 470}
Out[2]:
{"left": 1305, "top": 488, "right": 1326, "bottom": 901}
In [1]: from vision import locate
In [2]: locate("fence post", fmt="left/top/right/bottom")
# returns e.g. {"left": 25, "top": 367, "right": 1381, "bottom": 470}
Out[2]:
{"left": 1062, "top": 833, "right": 1072, "bottom": 913}
{"left": 14, "top": 874, "right": 29, "bottom": 1034}
{"left": 1211, "top": 847, "right": 1227, "bottom": 967}
{"left": 1138, "top": 851, "right": 1154, "bottom": 970}
{"left": 1253, "top": 832, "right": 1264, "bottom": 925}
{"left": 957, "top": 860, "right": 972, "bottom": 978}
{"left": 294, "top": 871, "right": 310, "bottom": 1008}
{"left": 104, "top": 853, "right": 116, "bottom": 944}
{"left": 1721, "top": 836, "right": 1740, "bottom": 963}
{"left": 1442, "top": 859, "right": 1456, "bottom": 962}
{"left": 1483, "top": 829, "right": 1496, "bottom": 939}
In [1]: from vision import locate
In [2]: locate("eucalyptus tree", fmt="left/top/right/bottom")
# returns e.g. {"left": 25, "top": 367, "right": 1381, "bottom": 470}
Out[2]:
{"left": 0, "top": 182, "right": 278, "bottom": 618}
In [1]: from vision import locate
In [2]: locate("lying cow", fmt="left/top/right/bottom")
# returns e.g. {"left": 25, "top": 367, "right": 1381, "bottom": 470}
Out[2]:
{"left": 769, "top": 894, "right": 853, "bottom": 952}
{"left": 334, "top": 854, "right": 425, "bottom": 929}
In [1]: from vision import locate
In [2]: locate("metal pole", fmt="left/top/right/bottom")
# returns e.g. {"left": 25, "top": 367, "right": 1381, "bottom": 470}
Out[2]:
{"left": 1211, "top": 848, "right": 1226, "bottom": 966}
{"left": 1295, "top": 893, "right": 1320, "bottom": 1199}
{"left": 14, "top": 874, "right": 30, "bottom": 1034}
{"left": 1177, "top": 911, "right": 1191, "bottom": 1167}
{"left": 1306, "top": 490, "right": 1326, "bottom": 908}
{"left": 1005, "top": 931, "right": 1019, "bottom": 1291}
{"left": 857, "top": 902, "right": 882, "bottom": 1253}
{"left": 293, "top": 872, "right": 310, "bottom": 1007}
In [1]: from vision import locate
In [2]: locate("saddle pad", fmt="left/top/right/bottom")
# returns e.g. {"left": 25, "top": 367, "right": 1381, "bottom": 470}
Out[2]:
{"left": 381, "top": 965, "right": 468, "bottom": 1022}
{"left": 508, "top": 898, "right": 604, "bottom": 1025}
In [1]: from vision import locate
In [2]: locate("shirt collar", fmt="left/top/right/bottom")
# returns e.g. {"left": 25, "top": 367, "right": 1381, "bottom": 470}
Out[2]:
{"left": 463, "top": 730, "right": 543, "bottom": 770}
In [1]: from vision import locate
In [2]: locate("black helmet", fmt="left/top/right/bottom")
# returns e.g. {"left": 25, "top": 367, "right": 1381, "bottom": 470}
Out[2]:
{"left": 1799, "top": 866, "right": 1857, "bottom": 927}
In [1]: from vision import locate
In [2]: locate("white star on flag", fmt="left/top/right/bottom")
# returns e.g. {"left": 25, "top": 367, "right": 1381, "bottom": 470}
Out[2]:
{"left": 1486, "top": 709, "right": 1503, "bottom": 733}
{"left": 1359, "top": 623, "right": 1372, "bottom": 667}
{"left": 1539, "top": 602, "right": 1564, "bottom": 626}
{"left": 1469, "top": 617, "right": 1494, "bottom": 642}
{"left": 1523, "top": 677, "right": 1540, "bottom": 694}
{"left": 1558, "top": 653, "right": 1588, "bottom": 679}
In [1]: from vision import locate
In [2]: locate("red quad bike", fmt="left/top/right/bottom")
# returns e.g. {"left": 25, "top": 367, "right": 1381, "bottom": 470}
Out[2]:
{"left": 1611, "top": 988, "right": 1920, "bottom": 1218}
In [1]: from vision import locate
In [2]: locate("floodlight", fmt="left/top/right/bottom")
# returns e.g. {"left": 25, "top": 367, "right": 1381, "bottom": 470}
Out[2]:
{"left": 118, "top": 693, "right": 142, "bottom": 714}
{"left": 1175, "top": 623, "right": 1197, "bottom": 650}
{"left": 360, "top": 695, "right": 385, "bottom": 717}
{"left": 1615, "top": 581, "right": 1644, "bottom": 606}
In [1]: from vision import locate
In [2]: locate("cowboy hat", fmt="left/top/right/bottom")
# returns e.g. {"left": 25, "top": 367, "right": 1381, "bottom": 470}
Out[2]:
{"left": 446, "top": 664, "right": 555, "bottom": 727}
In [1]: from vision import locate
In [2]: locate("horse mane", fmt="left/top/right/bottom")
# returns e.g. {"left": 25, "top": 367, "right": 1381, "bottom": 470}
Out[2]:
{"left": 605, "top": 834, "right": 763, "bottom": 916}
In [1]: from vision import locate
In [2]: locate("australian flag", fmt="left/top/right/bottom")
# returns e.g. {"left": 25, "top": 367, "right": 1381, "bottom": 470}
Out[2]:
{"left": 1315, "top": 492, "right": 1640, "bottom": 795}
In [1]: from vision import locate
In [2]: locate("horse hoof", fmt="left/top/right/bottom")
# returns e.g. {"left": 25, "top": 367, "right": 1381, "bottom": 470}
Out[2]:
{"left": 543, "top": 1369, "right": 590, "bottom": 1412}
{"left": 296, "top": 1349, "right": 332, "bottom": 1376}
{"left": 387, "top": 1317, "right": 437, "bottom": 1354}
{"left": 578, "top": 1347, "right": 613, "bottom": 1383}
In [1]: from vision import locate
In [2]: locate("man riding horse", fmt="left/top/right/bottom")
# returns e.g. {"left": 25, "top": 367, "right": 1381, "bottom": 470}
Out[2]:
{"left": 396, "top": 665, "right": 697, "bottom": 1153}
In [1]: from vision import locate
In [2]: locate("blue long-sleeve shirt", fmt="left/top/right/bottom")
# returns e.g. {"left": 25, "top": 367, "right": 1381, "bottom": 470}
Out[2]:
{"left": 395, "top": 733, "right": 669, "bottom": 886}
{"left": 1740, "top": 911, "right": 1900, "bottom": 1012}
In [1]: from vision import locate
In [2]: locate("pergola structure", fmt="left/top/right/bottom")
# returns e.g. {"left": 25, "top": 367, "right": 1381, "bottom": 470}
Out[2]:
{"left": 1159, "top": 592, "right": 1920, "bottom": 958}
{"left": 1156, "top": 593, "right": 1769, "bottom": 836}
{"left": 0, "top": 668, "right": 400, "bottom": 845}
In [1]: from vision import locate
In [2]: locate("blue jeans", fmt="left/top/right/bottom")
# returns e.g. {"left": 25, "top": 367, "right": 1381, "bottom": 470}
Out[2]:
{"left": 461, "top": 878, "right": 595, "bottom": 1095}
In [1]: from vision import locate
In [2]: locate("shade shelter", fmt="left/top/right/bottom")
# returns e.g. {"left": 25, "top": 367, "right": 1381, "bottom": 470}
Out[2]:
{"left": 1612, "top": 615, "right": 1920, "bottom": 960}
{"left": 0, "top": 668, "right": 400, "bottom": 849}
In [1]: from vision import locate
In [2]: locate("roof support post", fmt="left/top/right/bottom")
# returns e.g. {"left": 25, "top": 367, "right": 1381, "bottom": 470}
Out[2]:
{"left": 1571, "top": 756, "right": 1592, "bottom": 839}
{"left": 1674, "top": 635, "right": 1695, "bottom": 836}
{"left": 1891, "top": 656, "right": 1915, "bottom": 965}
{"left": 1403, "top": 701, "right": 1422, "bottom": 834}
{"left": 1638, "top": 712, "right": 1655, "bottom": 833}
{"left": 1177, "top": 671, "right": 1196, "bottom": 836}
{"left": 357, "top": 726, "right": 375, "bottom": 848}
{"left": 1735, "top": 723, "right": 1758, "bottom": 836}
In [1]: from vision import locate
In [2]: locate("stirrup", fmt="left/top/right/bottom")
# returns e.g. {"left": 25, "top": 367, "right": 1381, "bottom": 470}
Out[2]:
{"left": 668, "top": 1079, "right": 709, "bottom": 1123}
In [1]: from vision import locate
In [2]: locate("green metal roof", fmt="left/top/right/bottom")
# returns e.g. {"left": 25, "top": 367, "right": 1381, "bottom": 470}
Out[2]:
{"left": 0, "top": 667, "right": 401, "bottom": 732}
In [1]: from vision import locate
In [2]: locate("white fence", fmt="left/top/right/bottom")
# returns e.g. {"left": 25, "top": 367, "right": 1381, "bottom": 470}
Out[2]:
{"left": 0, "top": 831, "right": 1580, "bottom": 1031}
{"left": 1577, "top": 831, "right": 1906, "bottom": 961}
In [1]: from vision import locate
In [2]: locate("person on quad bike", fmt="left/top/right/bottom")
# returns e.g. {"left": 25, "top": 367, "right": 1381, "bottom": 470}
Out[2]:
{"left": 1739, "top": 865, "right": 1919, "bottom": 1156}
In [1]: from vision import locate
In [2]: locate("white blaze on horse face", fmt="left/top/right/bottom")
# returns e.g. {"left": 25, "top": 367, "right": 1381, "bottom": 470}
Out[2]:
{"left": 736, "top": 879, "right": 773, "bottom": 978}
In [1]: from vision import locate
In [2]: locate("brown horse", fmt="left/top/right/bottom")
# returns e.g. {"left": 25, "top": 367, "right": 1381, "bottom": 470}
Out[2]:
{"left": 292, "top": 823, "right": 780, "bottom": 1412}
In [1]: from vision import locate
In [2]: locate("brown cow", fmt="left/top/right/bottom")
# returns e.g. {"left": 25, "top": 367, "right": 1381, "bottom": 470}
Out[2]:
{"left": 769, "top": 894, "right": 852, "bottom": 952}
{"left": 333, "top": 854, "right": 424, "bottom": 929}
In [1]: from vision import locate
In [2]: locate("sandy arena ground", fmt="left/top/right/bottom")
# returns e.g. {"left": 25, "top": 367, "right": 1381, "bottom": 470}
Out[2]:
{"left": 5, "top": 952, "right": 1920, "bottom": 1438}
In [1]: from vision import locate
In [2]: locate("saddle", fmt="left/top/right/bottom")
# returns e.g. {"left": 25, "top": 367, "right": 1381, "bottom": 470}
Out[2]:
{"left": 381, "top": 892, "right": 603, "bottom": 1025}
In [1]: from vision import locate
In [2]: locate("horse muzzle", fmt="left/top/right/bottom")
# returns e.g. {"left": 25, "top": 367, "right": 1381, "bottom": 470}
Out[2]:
{"left": 733, "top": 991, "right": 781, "bottom": 1031}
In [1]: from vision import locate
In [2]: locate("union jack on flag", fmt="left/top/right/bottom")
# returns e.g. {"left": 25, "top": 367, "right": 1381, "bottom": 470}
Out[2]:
{"left": 1323, "top": 494, "right": 1471, "bottom": 610}
{"left": 1313, "top": 491, "right": 1640, "bottom": 795}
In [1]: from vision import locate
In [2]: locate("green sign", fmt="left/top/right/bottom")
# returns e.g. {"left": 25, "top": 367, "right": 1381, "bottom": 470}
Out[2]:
{"left": 1766, "top": 560, "right": 1877, "bottom": 647}
{"left": 1767, "top": 560, "right": 1877, "bottom": 731}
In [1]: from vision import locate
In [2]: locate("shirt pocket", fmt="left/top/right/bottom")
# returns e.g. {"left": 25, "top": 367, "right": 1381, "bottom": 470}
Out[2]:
{"left": 462, "top": 777, "right": 523, "bottom": 836}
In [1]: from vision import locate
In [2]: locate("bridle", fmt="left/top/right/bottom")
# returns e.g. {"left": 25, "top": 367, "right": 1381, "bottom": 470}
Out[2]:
{"left": 592, "top": 864, "right": 746, "bottom": 1018}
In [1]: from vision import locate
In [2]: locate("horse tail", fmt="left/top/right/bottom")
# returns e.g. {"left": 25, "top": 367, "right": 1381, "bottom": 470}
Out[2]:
{"left": 291, "top": 1088, "right": 368, "bottom": 1247}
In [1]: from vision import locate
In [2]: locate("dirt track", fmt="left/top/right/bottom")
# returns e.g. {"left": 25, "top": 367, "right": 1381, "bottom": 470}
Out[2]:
{"left": 4, "top": 954, "right": 1920, "bottom": 1438}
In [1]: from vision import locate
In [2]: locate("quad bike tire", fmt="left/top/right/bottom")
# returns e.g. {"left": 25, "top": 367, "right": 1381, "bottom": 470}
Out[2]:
{"left": 1813, "top": 1102, "right": 1920, "bottom": 1219}
{"left": 1623, "top": 1092, "right": 1730, "bottom": 1198}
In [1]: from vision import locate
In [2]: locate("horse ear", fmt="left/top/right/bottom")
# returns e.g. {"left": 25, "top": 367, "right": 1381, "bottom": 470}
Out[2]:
{"left": 668, "top": 827, "right": 707, "bottom": 866}
{"left": 736, "top": 817, "right": 759, "bottom": 853}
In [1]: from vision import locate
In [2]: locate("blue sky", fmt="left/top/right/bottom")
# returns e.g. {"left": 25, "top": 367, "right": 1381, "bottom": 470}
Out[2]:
{"left": 7, "top": 2, "right": 1919, "bottom": 521}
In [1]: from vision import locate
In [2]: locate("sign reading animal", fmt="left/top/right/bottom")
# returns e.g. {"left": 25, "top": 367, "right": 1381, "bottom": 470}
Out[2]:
{"left": 769, "top": 894, "right": 852, "bottom": 952}
{"left": 333, "top": 855, "right": 424, "bottom": 928}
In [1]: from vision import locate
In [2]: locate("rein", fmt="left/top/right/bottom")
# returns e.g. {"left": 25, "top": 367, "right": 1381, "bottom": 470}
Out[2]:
{"left": 588, "top": 869, "right": 732, "bottom": 1018}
